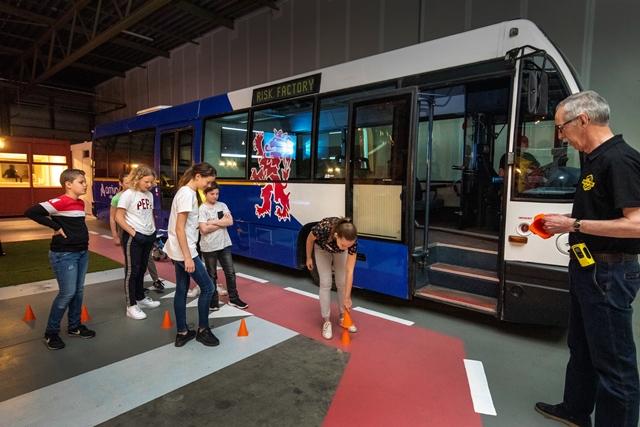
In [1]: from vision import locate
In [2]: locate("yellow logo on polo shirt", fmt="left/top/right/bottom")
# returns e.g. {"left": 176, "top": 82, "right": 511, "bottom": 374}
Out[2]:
{"left": 582, "top": 174, "right": 595, "bottom": 191}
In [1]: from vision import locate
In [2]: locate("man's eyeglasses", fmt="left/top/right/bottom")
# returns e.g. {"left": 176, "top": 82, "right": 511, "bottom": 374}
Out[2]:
{"left": 555, "top": 116, "right": 580, "bottom": 132}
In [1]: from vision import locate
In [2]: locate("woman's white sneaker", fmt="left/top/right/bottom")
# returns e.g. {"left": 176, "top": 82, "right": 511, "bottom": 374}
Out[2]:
{"left": 137, "top": 296, "right": 160, "bottom": 308}
{"left": 321, "top": 321, "right": 333, "bottom": 340}
{"left": 216, "top": 285, "right": 228, "bottom": 296}
{"left": 186, "top": 286, "right": 200, "bottom": 298}
{"left": 126, "top": 304, "right": 147, "bottom": 320}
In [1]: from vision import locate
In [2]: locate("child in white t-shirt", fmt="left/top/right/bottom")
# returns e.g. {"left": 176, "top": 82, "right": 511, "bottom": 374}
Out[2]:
{"left": 163, "top": 162, "right": 220, "bottom": 348}
{"left": 115, "top": 165, "right": 161, "bottom": 320}
{"left": 110, "top": 172, "right": 165, "bottom": 292}
{"left": 199, "top": 183, "right": 248, "bottom": 311}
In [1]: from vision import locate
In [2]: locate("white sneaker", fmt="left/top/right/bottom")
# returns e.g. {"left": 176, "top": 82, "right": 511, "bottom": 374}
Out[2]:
{"left": 321, "top": 321, "right": 333, "bottom": 340}
{"left": 186, "top": 286, "right": 200, "bottom": 298}
{"left": 216, "top": 285, "right": 228, "bottom": 296}
{"left": 126, "top": 304, "right": 147, "bottom": 320}
{"left": 137, "top": 296, "right": 160, "bottom": 309}
{"left": 340, "top": 317, "right": 358, "bottom": 333}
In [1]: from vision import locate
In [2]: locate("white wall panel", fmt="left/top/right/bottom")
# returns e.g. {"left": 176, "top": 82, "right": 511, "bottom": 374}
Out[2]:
{"left": 318, "top": 0, "right": 347, "bottom": 67}
{"left": 423, "top": 0, "right": 466, "bottom": 41}
{"left": 170, "top": 49, "right": 184, "bottom": 106}
{"left": 470, "top": 0, "right": 520, "bottom": 29}
{"left": 269, "top": 0, "right": 293, "bottom": 81}
{"left": 183, "top": 43, "right": 199, "bottom": 103}
{"left": 212, "top": 31, "right": 230, "bottom": 95}
{"left": 348, "top": 0, "right": 381, "bottom": 60}
{"left": 248, "top": 14, "right": 269, "bottom": 86}
{"left": 292, "top": 0, "right": 317, "bottom": 75}
{"left": 198, "top": 34, "right": 213, "bottom": 98}
{"left": 229, "top": 21, "right": 248, "bottom": 91}
{"left": 383, "top": 0, "right": 420, "bottom": 51}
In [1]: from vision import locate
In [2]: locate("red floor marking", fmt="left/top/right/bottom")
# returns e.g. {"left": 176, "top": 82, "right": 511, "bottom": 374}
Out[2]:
{"left": 90, "top": 237, "right": 481, "bottom": 426}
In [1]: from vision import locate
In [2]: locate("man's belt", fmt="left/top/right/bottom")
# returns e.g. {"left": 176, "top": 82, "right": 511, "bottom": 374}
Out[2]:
{"left": 590, "top": 252, "right": 638, "bottom": 263}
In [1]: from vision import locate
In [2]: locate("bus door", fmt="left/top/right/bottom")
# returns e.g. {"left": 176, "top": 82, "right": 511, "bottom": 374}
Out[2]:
{"left": 347, "top": 90, "right": 416, "bottom": 298}
{"left": 501, "top": 52, "right": 578, "bottom": 325}
{"left": 158, "top": 127, "right": 193, "bottom": 230}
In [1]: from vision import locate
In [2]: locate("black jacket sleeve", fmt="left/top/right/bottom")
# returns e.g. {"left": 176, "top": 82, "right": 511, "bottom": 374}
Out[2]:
{"left": 24, "top": 204, "right": 60, "bottom": 231}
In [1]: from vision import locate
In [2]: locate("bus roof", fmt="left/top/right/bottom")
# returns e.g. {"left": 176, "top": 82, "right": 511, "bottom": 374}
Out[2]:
{"left": 94, "top": 19, "right": 579, "bottom": 138}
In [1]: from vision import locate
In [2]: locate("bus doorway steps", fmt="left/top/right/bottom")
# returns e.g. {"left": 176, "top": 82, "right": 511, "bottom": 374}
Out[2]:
{"left": 414, "top": 285, "right": 497, "bottom": 315}
{"left": 427, "top": 262, "right": 498, "bottom": 298}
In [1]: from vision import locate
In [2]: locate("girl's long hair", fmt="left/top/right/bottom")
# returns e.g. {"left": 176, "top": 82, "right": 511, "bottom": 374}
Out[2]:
{"left": 178, "top": 162, "right": 217, "bottom": 187}
{"left": 332, "top": 217, "right": 357, "bottom": 240}
{"left": 127, "top": 165, "right": 156, "bottom": 190}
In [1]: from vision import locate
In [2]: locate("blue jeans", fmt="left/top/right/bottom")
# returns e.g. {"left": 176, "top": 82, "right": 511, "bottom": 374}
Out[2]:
{"left": 173, "top": 256, "right": 214, "bottom": 332}
{"left": 46, "top": 250, "right": 89, "bottom": 334}
{"left": 202, "top": 247, "right": 239, "bottom": 300}
{"left": 563, "top": 258, "right": 640, "bottom": 426}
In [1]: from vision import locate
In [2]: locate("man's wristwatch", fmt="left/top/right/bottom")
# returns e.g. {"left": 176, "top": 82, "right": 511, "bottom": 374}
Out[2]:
{"left": 572, "top": 219, "right": 581, "bottom": 232}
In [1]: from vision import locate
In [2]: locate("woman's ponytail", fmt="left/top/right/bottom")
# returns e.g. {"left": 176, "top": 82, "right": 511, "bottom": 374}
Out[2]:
{"left": 178, "top": 162, "right": 217, "bottom": 187}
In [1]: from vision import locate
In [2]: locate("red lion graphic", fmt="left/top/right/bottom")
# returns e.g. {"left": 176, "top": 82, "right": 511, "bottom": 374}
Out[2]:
{"left": 250, "top": 130, "right": 292, "bottom": 221}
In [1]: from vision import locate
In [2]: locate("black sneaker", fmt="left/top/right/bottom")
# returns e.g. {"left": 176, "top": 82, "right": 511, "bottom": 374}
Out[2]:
{"left": 174, "top": 330, "right": 196, "bottom": 347}
{"left": 228, "top": 297, "right": 249, "bottom": 309}
{"left": 196, "top": 328, "right": 220, "bottom": 346}
{"left": 534, "top": 402, "right": 592, "bottom": 427}
{"left": 209, "top": 296, "right": 220, "bottom": 312}
{"left": 68, "top": 325, "right": 96, "bottom": 339}
{"left": 44, "top": 333, "right": 65, "bottom": 350}
{"left": 150, "top": 280, "right": 165, "bottom": 292}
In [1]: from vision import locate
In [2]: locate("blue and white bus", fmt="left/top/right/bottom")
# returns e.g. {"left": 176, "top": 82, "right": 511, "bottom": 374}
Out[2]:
{"left": 92, "top": 19, "right": 582, "bottom": 325}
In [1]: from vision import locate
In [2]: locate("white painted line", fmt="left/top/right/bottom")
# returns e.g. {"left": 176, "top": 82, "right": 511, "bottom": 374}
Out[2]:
{"left": 0, "top": 317, "right": 297, "bottom": 427}
{"left": 0, "top": 268, "right": 125, "bottom": 301}
{"left": 209, "top": 304, "right": 253, "bottom": 318}
{"left": 186, "top": 298, "right": 199, "bottom": 308}
{"left": 160, "top": 291, "right": 175, "bottom": 299}
{"left": 464, "top": 359, "right": 497, "bottom": 416}
{"left": 352, "top": 306, "right": 415, "bottom": 326}
{"left": 100, "top": 234, "right": 113, "bottom": 239}
{"left": 236, "top": 272, "right": 269, "bottom": 283}
{"left": 284, "top": 287, "right": 319, "bottom": 300}
{"left": 88, "top": 230, "right": 99, "bottom": 235}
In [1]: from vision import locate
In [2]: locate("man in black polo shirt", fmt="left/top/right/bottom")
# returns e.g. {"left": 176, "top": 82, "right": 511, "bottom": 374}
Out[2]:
{"left": 535, "top": 90, "right": 640, "bottom": 427}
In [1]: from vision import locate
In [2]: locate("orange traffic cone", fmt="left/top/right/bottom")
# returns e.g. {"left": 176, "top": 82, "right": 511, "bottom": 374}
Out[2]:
{"left": 341, "top": 309, "right": 354, "bottom": 328}
{"left": 161, "top": 310, "right": 173, "bottom": 329}
{"left": 80, "top": 305, "right": 91, "bottom": 323}
{"left": 341, "top": 329, "right": 351, "bottom": 346}
{"left": 237, "top": 318, "right": 249, "bottom": 336}
{"left": 22, "top": 304, "right": 36, "bottom": 322}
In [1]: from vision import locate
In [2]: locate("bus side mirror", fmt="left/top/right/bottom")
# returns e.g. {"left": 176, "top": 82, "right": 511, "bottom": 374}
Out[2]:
{"left": 525, "top": 70, "right": 548, "bottom": 117}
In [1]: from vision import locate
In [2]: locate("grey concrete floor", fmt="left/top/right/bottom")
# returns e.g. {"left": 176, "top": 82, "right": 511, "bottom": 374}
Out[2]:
{"left": 2, "top": 216, "right": 639, "bottom": 426}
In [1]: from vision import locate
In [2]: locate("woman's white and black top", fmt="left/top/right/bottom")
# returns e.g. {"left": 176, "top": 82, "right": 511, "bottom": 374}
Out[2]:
{"left": 311, "top": 217, "right": 358, "bottom": 255}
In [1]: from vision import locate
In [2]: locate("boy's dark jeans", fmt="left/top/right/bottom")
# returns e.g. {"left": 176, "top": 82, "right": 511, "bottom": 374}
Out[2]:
{"left": 46, "top": 250, "right": 89, "bottom": 334}
{"left": 563, "top": 258, "right": 640, "bottom": 426}
{"left": 202, "top": 247, "right": 239, "bottom": 300}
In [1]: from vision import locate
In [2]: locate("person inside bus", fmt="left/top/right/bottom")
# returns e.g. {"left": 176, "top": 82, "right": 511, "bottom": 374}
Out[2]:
{"left": 198, "top": 183, "right": 249, "bottom": 311}
{"left": 163, "top": 162, "right": 220, "bottom": 348}
{"left": 537, "top": 90, "right": 640, "bottom": 427}
{"left": 305, "top": 217, "right": 358, "bottom": 340}
{"left": 109, "top": 172, "right": 165, "bottom": 293}
{"left": 115, "top": 165, "right": 161, "bottom": 320}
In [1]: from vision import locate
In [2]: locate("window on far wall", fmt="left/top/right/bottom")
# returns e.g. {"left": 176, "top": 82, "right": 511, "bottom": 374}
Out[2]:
{"left": 32, "top": 153, "right": 68, "bottom": 187}
{"left": 0, "top": 153, "right": 29, "bottom": 187}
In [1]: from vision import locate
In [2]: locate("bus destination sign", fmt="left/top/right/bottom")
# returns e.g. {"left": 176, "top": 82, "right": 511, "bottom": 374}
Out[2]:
{"left": 252, "top": 74, "right": 321, "bottom": 106}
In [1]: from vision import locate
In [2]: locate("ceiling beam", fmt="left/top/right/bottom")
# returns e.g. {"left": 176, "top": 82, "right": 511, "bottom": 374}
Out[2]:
{"left": 111, "top": 37, "right": 170, "bottom": 58}
{"left": 253, "top": 0, "right": 280, "bottom": 11}
{"left": 0, "top": 3, "right": 56, "bottom": 25}
{"left": 31, "top": 0, "right": 172, "bottom": 85}
{"left": 174, "top": 1, "right": 234, "bottom": 30}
